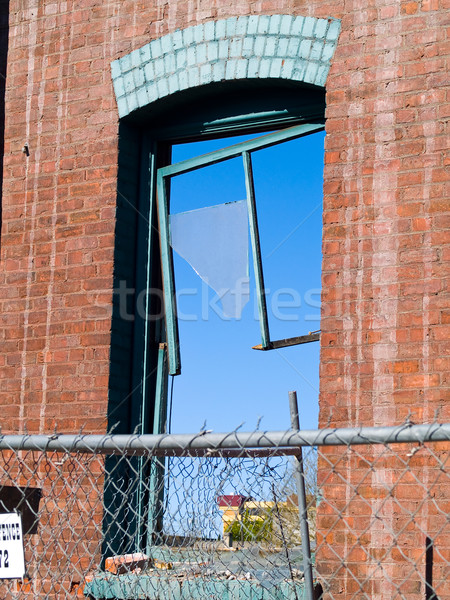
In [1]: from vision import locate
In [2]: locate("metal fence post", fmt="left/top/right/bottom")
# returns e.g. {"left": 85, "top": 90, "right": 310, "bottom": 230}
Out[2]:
{"left": 289, "top": 391, "right": 315, "bottom": 600}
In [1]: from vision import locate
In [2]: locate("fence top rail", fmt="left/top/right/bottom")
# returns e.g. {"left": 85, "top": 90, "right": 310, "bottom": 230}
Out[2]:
{"left": 0, "top": 423, "right": 448, "bottom": 455}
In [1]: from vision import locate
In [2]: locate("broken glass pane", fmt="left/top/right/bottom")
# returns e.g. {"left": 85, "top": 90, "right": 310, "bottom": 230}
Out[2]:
{"left": 170, "top": 200, "right": 250, "bottom": 319}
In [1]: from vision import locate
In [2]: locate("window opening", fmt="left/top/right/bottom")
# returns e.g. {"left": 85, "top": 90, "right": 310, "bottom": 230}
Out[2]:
{"left": 160, "top": 128, "right": 324, "bottom": 433}
{"left": 106, "top": 80, "right": 327, "bottom": 560}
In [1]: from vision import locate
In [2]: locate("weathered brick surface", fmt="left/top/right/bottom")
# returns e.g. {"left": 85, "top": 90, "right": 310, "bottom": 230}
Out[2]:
{"left": 0, "top": 0, "right": 448, "bottom": 598}
{"left": 111, "top": 15, "right": 341, "bottom": 118}
{"left": 316, "top": 2, "right": 449, "bottom": 598}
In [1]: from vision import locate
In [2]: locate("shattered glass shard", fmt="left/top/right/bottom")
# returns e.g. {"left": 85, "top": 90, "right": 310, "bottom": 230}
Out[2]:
{"left": 170, "top": 200, "right": 250, "bottom": 319}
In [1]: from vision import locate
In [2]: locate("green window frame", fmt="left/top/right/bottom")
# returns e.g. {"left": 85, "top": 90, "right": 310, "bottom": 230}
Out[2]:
{"left": 104, "top": 83, "right": 326, "bottom": 558}
{"left": 156, "top": 123, "right": 324, "bottom": 376}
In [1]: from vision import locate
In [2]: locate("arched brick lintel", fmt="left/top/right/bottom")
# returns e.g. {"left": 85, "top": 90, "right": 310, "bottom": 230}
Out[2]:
{"left": 111, "top": 15, "right": 341, "bottom": 119}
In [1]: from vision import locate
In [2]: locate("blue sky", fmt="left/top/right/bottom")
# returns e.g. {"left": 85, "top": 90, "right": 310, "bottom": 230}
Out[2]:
{"left": 168, "top": 131, "right": 325, "bottom": 433}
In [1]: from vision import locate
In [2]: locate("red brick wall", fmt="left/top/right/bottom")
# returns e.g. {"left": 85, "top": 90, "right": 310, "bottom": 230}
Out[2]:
{"left": 320, "top": 0, "right": 449, "bottom": 431}
{"left": 316, "top": 3, "right": 449, "bottom": 598}
{"left": 0, "top": 1, "right": 448, "bottom": 598}
{"left": 1, "top": 0, "right": 447, "bottom": 433}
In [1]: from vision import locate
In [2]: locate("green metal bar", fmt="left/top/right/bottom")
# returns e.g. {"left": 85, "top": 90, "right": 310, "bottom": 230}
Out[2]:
{"left": 153, "top": 344, "right": 168, "bottom": 435}
{"left": 146, "top": 345, "right": 168, "bottom": 553}
{"left": 156, "top": 171, "right": 180, "bottom": 376}
{"left": 160, "top": 123, "right": 324, "bottom": 179}
{"left": 243, "top": 151, "right": 270, "bottom": 348}
{"left": 135, "top": 144, "right": 157, "bottom": 551}
{"left": 252, "top": 332, "right": 320, "bottom": 350}
{"left": 140, "top": 145, "right": 157, "bottom": 434}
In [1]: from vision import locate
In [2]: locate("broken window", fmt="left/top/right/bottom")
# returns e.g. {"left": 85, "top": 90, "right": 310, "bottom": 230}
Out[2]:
{"left": 105, "top": 83, "right": 325, "bottom": 556}
{"left": 157, "top": 124, "right": 324, "bottom": 377}
{"left": 170, "top": 199, "right": 250, "bottom": 320}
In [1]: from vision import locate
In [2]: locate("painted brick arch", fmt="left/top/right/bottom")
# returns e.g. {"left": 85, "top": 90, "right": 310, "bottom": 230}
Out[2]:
{"left": 111, "top": 14, "right": 341, "bottom": 119}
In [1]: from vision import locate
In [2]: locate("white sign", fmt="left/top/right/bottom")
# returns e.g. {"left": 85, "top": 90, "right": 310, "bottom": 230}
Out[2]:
{"left": 0, "top": 513, "right": 25, "bottom": 579}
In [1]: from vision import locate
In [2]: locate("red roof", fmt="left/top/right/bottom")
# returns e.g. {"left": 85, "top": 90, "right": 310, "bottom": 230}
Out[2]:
{"left": 217, "top": 495, "right": 247, "bottom": 508}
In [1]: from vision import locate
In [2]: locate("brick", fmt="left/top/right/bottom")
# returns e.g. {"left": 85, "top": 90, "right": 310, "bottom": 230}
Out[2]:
{"left": 2, "top": 5, "right": 449, "bottom": 600}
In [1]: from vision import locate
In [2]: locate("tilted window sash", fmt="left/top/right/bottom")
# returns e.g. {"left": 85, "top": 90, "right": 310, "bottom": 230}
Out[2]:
{"left": 156, "top": 122, "right": 324, "bottom": 376}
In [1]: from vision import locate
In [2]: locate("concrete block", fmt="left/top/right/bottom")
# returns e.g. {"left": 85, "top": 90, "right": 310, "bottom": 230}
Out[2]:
{"left": 293, "top": 61, "right": 307, "bottom": 81}
{"left": 176, "top": 49, "right": 187, "bottom": 70}
{"left": 117, "top": 96, "right": 129, "bottom": 118}
{"left": 215, "top": 19, "right": 226, "bottom": 39}
{"left": 207, "top": 41, "right": 219, "bottom": 61}
{"left": 133, "top": 67, "right": 145, "bottom": 88}
{"left": 156, "top": 77, "right": 169, "bottom": 98}
{"left": 187, "top": 66, "right": 200, "bottom": 88}
{"left": 302, "top": 16, "right": 316, "bottom": 38}
{"left": 196, "top": 43, "right": 207, "bottom": 64}
{"left": 154, "top": 57, "right": 165, "bottom": 78}
{"left": 299, "top": 38, "right": 312, "bottom": 59}
{"left": 247, "top": 15, "right": 259, "bottom": 35}
{"left": 291, "top": 16, "right": 305, "bottom": 37}
{"left": 268, "top": 14, "right": 282, "bottom": 34}
{"left": 212, "top": 61, "right": 226, "bottom": 81}
{"left": 171, "top": 30, "right": 184, "bottom": 50}
{"left": 236, "top": 59, "right": 248, "bottom": 79}
{"left": 183, "top": 26, "right": 194, "bottom": 47}
{"left": 218, "top": 40, "right": 229, "bottom": 59}
{"left": 160, "top": 34, "right": 173, "bottom": 54}
{"left": 310, "top": 40, "right": 324, "bottom": 61}
{"left": 287, "top": 37, "right": 300, "bottom": 57}
{"left": 314, "top": 18, "right": 328, "bottom": 40}
{"left": 110, "top": 60, "right": 121, "bottom": 80}
{"left": 303, "top": 60, "right": 319, "bottom": 84}
{"left": 315, "top": 64, "right": 330, "bottom": 87}
{"left": 326, "top": 19, "right": 341, "bottom": 42}
{"left": 186, "top": 46, "right": 197, "bottom": 67}
{"left": 123, "top": 71, "right": 135, "bottom": 94}
{"left": 321, "top": 41, "right": 335, "bottom": 63}
{"left": 199, "top": 63, "right": 212, "bottom": 84}
{"left": 225, "top": 17, "right": 237, "bottom": 37}
{"left": 168, "top": 73, "right": 179, "bottom": 95}
{"left": 254, "top": 35, "right": 266, "bottom": 56}
{"left": 150, "top": 38, "right": 163, "bottom": 59}
{"left": 112, "top": 76, "right": 125, "bottom": 98}
{"left": 126, "top": 91, "right": 138, "bottom": 113}
{"left": 242, "top": 36, "right": 254, "bottom": 58}
{"left": 280, "top": 15, "right": 294, "bottom": 36}
{"left": 269, "top": 57, "right": 283, "bottom": 78}
{"left": 281, "top": 58, "right": 295, "bottom": 79}
{"left": 229, "top": 38, "right": 243, "bottom": 57}
{"left": 130, "top": 49, "right": 141, "bottom": 68}
{"left": 139, "top": 44, "right": 151, "bottom": 65}
{"left": 136, "top": 86, "right": 148, "bottom": 108}
{"left": 236, "top": 16, "right": 249, "bottom": 36}
{"left": 164, "top": 53, "right": 176, "bottom": 74}
{"left": 119, "top": 53, "right": 132, "bottom": 73}
{"left": 146, "top": 82, "right": 158, "bottom": 103}
{"left": 204, "top": 20, "right": 215, "bottom": 41}
{"left": 257, "top": 14, "right": 270, "bottom": 34}
{"left": 143, "top": 61, "right": 155, "bottom": 82}
{"left": 247, "top": 57, "right": 260, "bottom": 78}
{"left": 225, "top": 58, "right": 237, "bottom": 79}
{"left": 178, "top": 70, "right": 189, "bottom": 91}
{"left": 264, "top": 36, "right": 276, "bottom": 57}
{"left": 259, "top": 58, "right": 271, "bottom": 78}
{"left": 277, "top": 37, "right": 289, "bottom": 57}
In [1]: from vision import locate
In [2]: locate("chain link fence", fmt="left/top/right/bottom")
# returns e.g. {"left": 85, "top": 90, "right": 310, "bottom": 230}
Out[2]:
{"left": 0, "top": 422, "right": 448, "bottom": 599}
